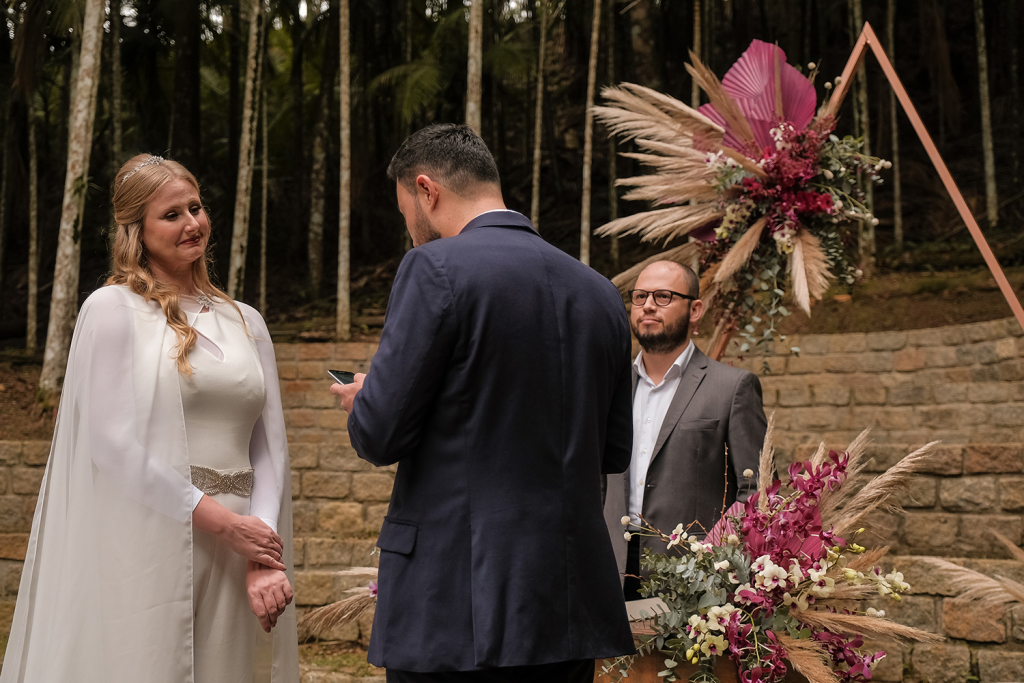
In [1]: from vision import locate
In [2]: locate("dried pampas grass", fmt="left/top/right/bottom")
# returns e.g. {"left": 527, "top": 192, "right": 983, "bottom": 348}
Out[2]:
{"left": 756, "top": 413, "right": 777, "bottom": 512}
{"left": 297, "top": 590, "right": 376, "bottom": 642}
{"left": 715, "top": 217, "right": 767, "bottom": 285}
{"left": 777, "top": 634, "right": 840, "bottom": 683}
{"left": 914, "top": 557, "right": 1024, "bottom": 606}
{"left": 685, "top": 51, "right": 757, "bottom": 154}
{"left": 991, "top": 530, "right": 1024, "bottom": 565}
{"left": 797, "top": 610, "right": 942, "bottom": 643}
{"left": 821, "top": 439, "right": 940, "bottom": 538}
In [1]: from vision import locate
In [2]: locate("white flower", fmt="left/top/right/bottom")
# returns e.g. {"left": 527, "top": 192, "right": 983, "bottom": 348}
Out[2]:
{"left": 823, "top": 169, "right": 834, "bottom": 179}
{"left": 733, "top": 583, "right": 758, "bottom": 605}
{"left": 810, "top": 574, "right": 835, "bottom": 598}
{"left": 624, "top": 532, "right": 632, "bottom": 541}
{"left": 727, "top": 571, "right": 739, "bottom": 584}
{"left": 742, "top": 468, "right": 754, "bottom": 478}
{"left": 808, "top": 62, "right": 817, "bottom": 69}
{"left": 714, "top": 560, "right": 731, "bottom": 572}
{"left": 783, "top": 591, "right": 810, "bottom": 611}
{"left": 726, "top": 534, "right": 740, "bottom": 547}
{"left": 885, "top": 571, "right": 910, "bottom": 592}
{"left": 754, "top": 556, "right": 789, "bottom": 590}
{"left": 866, "top": 607, "right": 886, "bottom": 618}
{"left": 700, "top": 634, "right": 728, "bottom": 656}
{"left": 704, "top": 604, "right": 736, "bottom": 632}
{"left": 620, "top": 515, "right": 630, "bottom": 527}
{"left": 788, "top": 560, "right": 805, "bottom": 584}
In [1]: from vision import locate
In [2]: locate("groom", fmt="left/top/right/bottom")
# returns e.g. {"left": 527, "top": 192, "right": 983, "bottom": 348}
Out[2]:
{"left": 332, "top": 124, "right": 635, "bottom": 682}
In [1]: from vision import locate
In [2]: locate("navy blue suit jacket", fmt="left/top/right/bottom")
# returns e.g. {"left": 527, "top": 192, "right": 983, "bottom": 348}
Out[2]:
{"left": 347, "top": 211, "right": 636, "bottom": 672}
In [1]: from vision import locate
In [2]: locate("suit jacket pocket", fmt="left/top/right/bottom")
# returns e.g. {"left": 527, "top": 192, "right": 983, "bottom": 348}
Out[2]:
{"left": 377, "top": 517, "right": 418, "bottom": 555}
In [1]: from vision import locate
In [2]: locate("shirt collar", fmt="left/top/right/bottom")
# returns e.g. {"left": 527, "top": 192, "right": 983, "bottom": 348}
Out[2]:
{"left": 634, "top": 340, "right": 694, "bottom": 386}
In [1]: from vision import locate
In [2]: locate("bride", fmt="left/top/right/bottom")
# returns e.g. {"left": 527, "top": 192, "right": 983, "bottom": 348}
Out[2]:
{"left": 1, "top": 155, "right": 299, "bottom": 682}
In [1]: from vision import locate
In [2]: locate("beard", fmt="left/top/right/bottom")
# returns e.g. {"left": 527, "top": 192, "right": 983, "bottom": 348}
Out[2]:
{"left": 632, "top": 310, "right": 691, "bottom": 355}
{"left": 412, "top": 198, "right": 443, "bottom": 246}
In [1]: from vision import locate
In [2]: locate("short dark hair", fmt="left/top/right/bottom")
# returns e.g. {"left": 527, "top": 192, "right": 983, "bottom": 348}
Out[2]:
{"left": 386, "top": 123, "right": 501, "bottom": 197}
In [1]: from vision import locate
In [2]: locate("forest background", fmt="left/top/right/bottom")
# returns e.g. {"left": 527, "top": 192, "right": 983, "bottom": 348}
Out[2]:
{"left": 0, "top": 0, "right": 1023, "bottom": 395}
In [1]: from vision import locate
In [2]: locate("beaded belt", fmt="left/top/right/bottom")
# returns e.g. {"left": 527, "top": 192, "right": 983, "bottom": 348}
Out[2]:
{"left": 190, "top": 466, "right": 254, "bottom": 497}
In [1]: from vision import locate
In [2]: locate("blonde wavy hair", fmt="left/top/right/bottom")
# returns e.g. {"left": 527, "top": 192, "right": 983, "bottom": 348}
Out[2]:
{"left": 106, "top": 154, "right": 243, "bottom": 374}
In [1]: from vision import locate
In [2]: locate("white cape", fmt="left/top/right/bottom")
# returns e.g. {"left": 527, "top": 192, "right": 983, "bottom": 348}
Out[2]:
{"left": 1, "top": 285, "right": 298, "bottom": 682}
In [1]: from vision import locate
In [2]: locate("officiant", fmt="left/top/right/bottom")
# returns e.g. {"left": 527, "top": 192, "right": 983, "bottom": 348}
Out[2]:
{"left": 602, "top": 260, "right": 768, "bottom": 601}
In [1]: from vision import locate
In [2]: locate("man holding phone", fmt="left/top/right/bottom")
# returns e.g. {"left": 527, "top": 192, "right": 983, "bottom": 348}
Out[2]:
{"left": 330, "top": 124, "right": 634, "bottom": 682}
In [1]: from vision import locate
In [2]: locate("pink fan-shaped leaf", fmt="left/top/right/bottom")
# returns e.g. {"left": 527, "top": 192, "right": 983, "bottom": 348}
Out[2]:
{"left": 699, "top": 40, "right": 817, "bottom": 154}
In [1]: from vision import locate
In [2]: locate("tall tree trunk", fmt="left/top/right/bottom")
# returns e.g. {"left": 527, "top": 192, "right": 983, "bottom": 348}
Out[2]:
{"left": 692, "top": 0, "right": 701, "bottom": 106}
{"left": 402, "top": 0, "right": 414, "bottom": 253}
{"left": 228, "top": 0, "right": 241, "bottom": 195}
{"left": 0, "top": 123, "right": 8, "bottom": 309}
{"left": 337, "top": 0, "right": 351, "bottom": 341}
{"left": 629, "top": 0, "right": 660, "bottom": 89}
{"left": 975, "top": 0, "right": 998, "bottom": 226}
{"left": 466, "top": 0, "right": 483, "bottom": 134}
{"left": 530, "top": 0, "right": 547, "bottom": 228}
{"left": 227, "top": 0, "right": 264, "bottom": 300}
{"left": 39, "top": 0, "right": 105, "bottom": 396}
{"left": 307, "top": 0, "right": 339, "bottom": 297}
{"left": 27, "top": 95, "right": 39, "bottom": 353}
{"left": 606, "top": 0, "right": 618, "bottom": 271}
{"left": 259, "top": 79, "right": 268, "bottom": 315}
{"left": 1009, "top": 0, "right": 1020, "bottom": 186}
{"left": 110, "top": 0, "right": 123, "bottom": 169}
{"left": 849, "top": 0, "right": 874, "bottom": 269}
{"left": 289, "top": 10, "right": 306, "bottom": 261}
{"left": 580, "top": 0, "right": 602, "bottom": 267}
{"left": 887, "top": 0, "right": 903, "bottom": 249}
{"left": 171, "top": 0, "right": 202, "bottom": 170}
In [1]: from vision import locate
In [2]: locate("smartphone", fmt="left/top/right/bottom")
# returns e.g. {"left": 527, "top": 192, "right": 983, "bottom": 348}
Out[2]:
{"left": 328, "top": 369, "right": 357, "bottom": 385}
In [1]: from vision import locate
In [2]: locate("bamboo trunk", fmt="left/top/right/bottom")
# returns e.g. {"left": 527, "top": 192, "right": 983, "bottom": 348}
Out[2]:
{"left": 466, "top": 0, "right": 483, "bottom": 135}
{"left": 259, "top": 80, "right": 268, "bottom": 316}
{"left": 227, "top": 0, "right": 264, "bottom": 300}
{"left": 580, "top": 0, "right": 602, "bottom": 267}
{"left": 606, "top": 0, "right": 618, "bottom": 271}
{"left": 337, "top": 0, "right": 351, "bottom": 341}
{"left": 110, "top": 0, "right": 123, "bottom": 169}
{"left": 975, "top": 0, "right": 998, "bottom": 227}
{"left": 27, "top": 96, "right": 39, "bottom": 353}
{"left": 39, "top": 0, "right": 105, "bottom": 396}
{"left": 887, "top": 0, "right": 902, "bottom": 249}
{"left": 530, "top": 0, "right": 547, "bottom": 229}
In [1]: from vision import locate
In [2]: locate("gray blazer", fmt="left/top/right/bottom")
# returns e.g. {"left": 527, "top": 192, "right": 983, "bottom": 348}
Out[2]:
{"left": 602, "top": 346, "right": 768, "bottom": 581}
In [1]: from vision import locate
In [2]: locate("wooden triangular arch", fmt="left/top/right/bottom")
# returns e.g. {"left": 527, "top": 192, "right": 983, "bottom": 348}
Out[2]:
{"left": 830, "top": 22, "right": 1024, "bottom": 330}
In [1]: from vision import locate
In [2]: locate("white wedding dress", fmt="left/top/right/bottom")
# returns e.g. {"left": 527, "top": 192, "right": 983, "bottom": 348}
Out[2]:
{"left": 0, "top": 285, "right": 299, "bottom": 683}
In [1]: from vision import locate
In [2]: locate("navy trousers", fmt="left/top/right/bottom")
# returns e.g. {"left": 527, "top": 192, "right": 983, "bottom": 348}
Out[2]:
{"left": 385, "top": 659, "right": 595, "bottom": 682}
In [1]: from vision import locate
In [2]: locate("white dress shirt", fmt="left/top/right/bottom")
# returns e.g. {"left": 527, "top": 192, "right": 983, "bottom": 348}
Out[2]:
{"left": 628, "top": 341, "right": 696, "bottom": 525}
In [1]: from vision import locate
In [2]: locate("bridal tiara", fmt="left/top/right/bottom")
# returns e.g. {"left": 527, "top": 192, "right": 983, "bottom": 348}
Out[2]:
{"left": 122, "top": 156, "right": 165, "bottom": 182}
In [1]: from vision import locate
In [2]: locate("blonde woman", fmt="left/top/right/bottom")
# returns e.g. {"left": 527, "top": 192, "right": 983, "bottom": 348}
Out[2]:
{"left": 1, "top": 155, "right": 299, "bottom": 682}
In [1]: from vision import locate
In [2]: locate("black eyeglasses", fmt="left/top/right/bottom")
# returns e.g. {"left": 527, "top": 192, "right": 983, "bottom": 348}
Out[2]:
{"left": 628, "top": 289, "right": 696, "bottom": 307}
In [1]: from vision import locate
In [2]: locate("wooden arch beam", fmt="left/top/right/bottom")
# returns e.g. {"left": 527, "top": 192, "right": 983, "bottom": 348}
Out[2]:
{"left": 827, "top": 22, "right": 1024, "bottom": 331}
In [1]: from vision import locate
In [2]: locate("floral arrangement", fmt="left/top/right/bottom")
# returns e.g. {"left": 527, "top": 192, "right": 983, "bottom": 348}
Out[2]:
{"left": 594, "top": 40, "right": 890, "bottom": 353}
{"left": 600, "top": 423, "right": 942, "bottom": 683}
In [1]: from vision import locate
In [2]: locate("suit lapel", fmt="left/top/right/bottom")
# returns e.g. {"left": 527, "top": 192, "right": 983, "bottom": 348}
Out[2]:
{"left": 650, "top": 347, "right": 708, "bottom": 461}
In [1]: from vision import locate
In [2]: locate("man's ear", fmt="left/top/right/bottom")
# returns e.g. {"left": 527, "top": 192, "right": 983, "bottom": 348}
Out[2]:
{"left": 690, "top": 299, "right": 705, "bottom": 325}
{"left": 415, "top": 174, "right": 439, "bottom": 210}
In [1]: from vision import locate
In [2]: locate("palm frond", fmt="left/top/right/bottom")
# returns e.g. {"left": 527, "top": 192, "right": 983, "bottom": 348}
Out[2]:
{"left": 685, "top": 51, "right": 758, "bottom": 154}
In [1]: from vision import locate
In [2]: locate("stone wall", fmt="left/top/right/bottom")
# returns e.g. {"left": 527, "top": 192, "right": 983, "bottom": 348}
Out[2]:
{"left": 712, "top": 316, "right": 1024, "bottom": 559}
